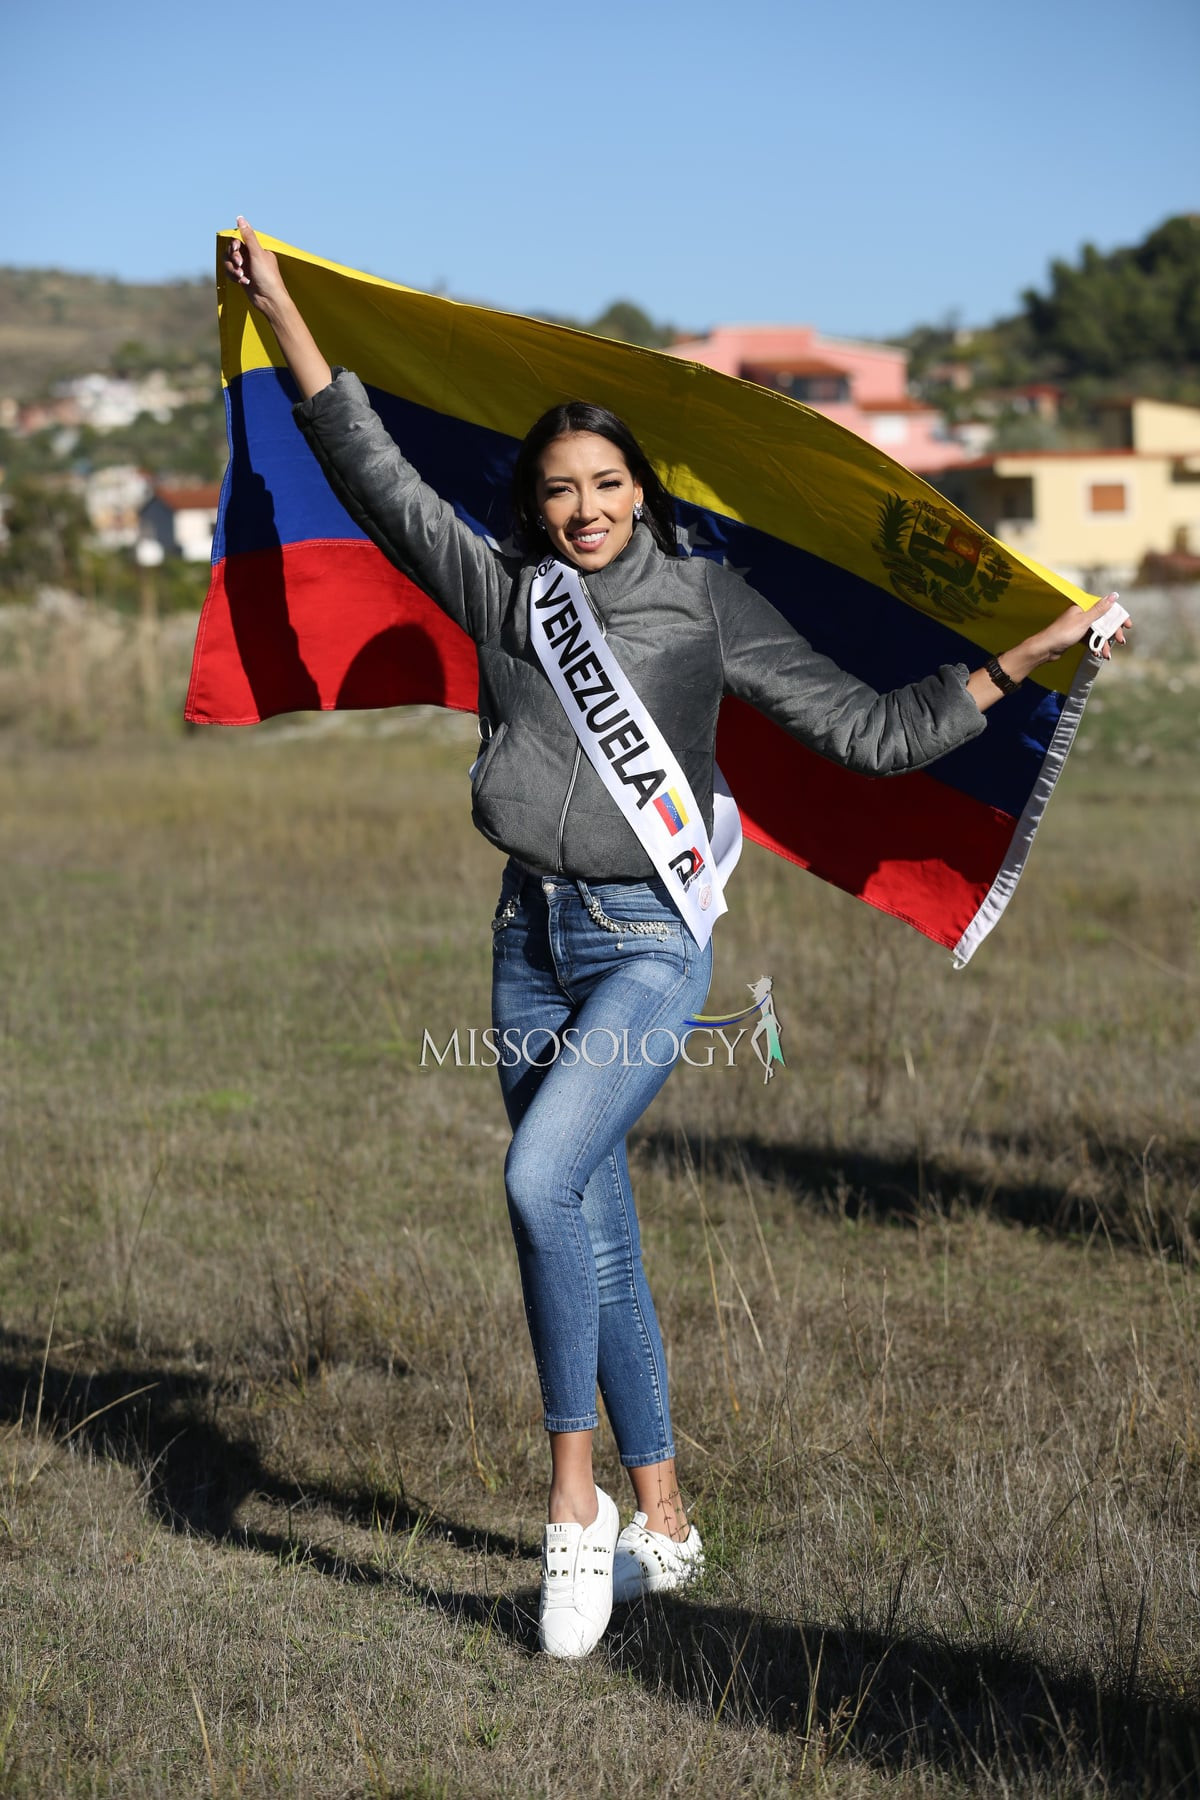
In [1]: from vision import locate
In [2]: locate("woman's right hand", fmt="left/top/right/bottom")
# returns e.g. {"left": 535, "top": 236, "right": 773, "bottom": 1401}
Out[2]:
{"left": 224, "top": 217, "right": 290, "bottom": 317}
{"left": 222, "top": 216, "right": 333, "bottom": 400}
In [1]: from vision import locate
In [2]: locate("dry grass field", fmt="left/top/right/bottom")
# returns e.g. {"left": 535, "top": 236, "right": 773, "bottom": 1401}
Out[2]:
{"left": 0, "top": 613, "right": 1197, "bottom": 1797}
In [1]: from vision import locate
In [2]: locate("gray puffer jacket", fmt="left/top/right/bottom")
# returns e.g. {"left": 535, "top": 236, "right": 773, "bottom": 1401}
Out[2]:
{"left": 295, "top": 370, "right": 986, "bottom": 879}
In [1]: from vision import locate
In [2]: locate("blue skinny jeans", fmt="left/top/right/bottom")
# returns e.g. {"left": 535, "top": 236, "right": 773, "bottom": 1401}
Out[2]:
{"left": 490, "top": 859, "right": 713, "bottom": 1466}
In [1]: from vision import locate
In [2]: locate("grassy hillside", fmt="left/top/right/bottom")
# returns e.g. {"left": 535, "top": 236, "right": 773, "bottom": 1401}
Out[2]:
{"left": 0, "top": 266, "right": 217, "bottom": 399}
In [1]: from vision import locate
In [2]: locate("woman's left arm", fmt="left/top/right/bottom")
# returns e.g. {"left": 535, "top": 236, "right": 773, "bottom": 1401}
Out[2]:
{"left": 710, "top": 562, "right": 1130, "bottom": 777}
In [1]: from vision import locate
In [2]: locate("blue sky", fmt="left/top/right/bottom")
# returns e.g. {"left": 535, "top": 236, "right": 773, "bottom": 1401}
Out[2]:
{"left": 5, "top": 0, "right": 1197, "bottom": 339}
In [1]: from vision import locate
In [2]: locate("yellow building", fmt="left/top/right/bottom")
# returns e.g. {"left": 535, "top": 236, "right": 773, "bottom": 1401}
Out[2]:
{"left": 930, "top": 400, "right": 1200, "bottom": 587}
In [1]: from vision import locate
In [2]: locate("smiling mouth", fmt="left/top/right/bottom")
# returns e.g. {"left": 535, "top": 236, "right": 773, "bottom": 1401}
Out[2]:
{"left": 570, "top": 529, "right": 607, "bottom": 550}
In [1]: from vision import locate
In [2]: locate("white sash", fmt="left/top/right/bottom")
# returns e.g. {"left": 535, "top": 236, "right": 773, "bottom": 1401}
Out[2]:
{"left": 527, "top": 556, "right": 742, "bottom": 949}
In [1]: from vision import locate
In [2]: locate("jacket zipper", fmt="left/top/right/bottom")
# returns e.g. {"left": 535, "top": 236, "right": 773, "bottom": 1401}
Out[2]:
{"left": 555, "top": 749, "right": 582, "bottom": 874}
{"left": 555, "top": 576, "right": 606, "bottom": 873}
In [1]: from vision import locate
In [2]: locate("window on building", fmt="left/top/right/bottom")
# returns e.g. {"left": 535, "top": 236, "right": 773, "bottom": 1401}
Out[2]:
{"left": 1088, "top": 482, "right": 1128, "bottom": 515}
{"left": 999, "top": 477, "right": 1035, "bottom": 522}
{"left": 786, "top": 374, "right": 850, "bottom": 404}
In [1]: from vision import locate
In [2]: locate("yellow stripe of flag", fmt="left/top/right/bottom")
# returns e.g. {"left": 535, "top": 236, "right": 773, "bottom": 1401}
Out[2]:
{"left": 216, "top": 229, "right": 1093, "bottom": 695}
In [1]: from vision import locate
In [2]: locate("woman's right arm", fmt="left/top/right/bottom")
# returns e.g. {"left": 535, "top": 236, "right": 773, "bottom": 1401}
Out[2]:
{"left": 227, "top": 219, "right": 333, "bottom": 398}
{"left": 225, "top": 220, "right": 507, "bottom": 643}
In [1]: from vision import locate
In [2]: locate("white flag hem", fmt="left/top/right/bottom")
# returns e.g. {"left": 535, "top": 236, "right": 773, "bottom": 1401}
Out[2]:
{"left": 951, "top": 653, "right": 1101, "bottom": 969}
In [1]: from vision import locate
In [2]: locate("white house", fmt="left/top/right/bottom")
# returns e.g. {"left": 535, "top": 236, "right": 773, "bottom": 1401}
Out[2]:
{"left": 137, "top": 483, "right": 221, "bottom": 563}
{"left": 85, "top": 465, "right": 152, "bottom": 549}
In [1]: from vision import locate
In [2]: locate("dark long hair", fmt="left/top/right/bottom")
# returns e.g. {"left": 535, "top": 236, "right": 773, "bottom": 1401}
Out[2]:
{"left": 511, "top": 401, "right": 679, "bottom": 559}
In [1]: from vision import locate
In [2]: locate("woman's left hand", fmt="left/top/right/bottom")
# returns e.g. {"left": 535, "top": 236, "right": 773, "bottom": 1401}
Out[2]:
{"left": 1037, "top": 591, "right": 1131, "bottom": 664}
{"left": 968, "top": 592, "right": 1132, "bottom": 712}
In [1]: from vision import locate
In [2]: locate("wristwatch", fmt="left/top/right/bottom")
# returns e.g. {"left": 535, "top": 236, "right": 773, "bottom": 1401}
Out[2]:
{"left": 985, "top": 654, "right": 1020, "bottom": 697}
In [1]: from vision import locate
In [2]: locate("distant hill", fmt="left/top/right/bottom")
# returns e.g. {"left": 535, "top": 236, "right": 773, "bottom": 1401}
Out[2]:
{"left": 0, "top": 267, "right": 217, "bottom": 400}
{"left": 0, "top": 262, "right": 679, "bottom": 403}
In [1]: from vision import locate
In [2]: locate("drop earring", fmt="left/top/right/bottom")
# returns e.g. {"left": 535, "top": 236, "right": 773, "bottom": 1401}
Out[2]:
{"left": 633, "top": 502, "right": 644, "bottom": 521}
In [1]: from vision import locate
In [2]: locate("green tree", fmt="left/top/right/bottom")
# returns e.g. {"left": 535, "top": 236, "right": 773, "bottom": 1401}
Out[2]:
{"left": 899, "top": 214, "right": 1200, "bottom": 404}
{"left": 585, "top": 300, "right": 676, "bottom": 350}
{"left": 1022, "top": 214, "right": 1200, "bottom": 378}
{"left": 532, "top": 298, "right": 678, "bottom": 350}
{"left": 0, "top": 477, "right": 89, "bottom": 593}
{"left": 110, "top": 338, "right": 158, "bottom": 378}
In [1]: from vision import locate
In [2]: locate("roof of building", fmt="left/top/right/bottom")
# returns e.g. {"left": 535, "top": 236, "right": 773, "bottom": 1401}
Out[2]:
{"left": 857, "top": 397, "right": 936, "bottom": 415}
{"left": 151, "top": 483, "right": 222, "bottom": 512}
{"left": 945, "top": 447, "right": 1181, "bottom": 471}
{"left": 740, "top": 357, "right": 849, "bottom": 379}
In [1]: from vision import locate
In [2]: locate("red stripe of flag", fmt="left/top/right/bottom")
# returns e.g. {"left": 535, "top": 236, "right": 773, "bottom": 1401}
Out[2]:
{"left": 186, "top": 540, "right": 478, "bottom": 724}
{"left": 715, "top": 698, "right": 1016, "bottom": 949}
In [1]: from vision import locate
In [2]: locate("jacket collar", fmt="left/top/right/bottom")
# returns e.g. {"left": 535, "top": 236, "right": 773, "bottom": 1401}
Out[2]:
{"left": 575, "top": 520, "right": 664, "bottom": 606}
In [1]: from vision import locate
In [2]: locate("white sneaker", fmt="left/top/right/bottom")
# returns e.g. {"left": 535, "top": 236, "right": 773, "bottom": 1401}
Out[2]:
{"left": 538, "top": 1485, "right": 620, "bottom": 1658}
{"left": 612, "top": 1512, "right": 704, "bottom": 1602}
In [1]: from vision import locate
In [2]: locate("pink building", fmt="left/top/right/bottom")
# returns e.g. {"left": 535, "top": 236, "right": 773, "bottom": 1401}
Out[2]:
{"left": 668, "top": 324, "right": 967, "bottom": 473}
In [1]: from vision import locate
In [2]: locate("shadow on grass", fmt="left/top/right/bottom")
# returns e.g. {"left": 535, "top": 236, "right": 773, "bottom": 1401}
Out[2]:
{"left": 3, "top": 1334, "right": 1197, "bottom": 1794}
{"left": 635, "top": 1128, "right": 1198, "bottom": 1257}
{"left": 607, "top": 1598, "right": 1200, "bottom": 1797}
{"left": 0, "top": 1332, "right": 531, "bottom": 1561}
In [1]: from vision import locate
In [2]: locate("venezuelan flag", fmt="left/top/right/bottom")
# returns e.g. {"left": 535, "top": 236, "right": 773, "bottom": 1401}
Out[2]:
{"left": 653, "top": 788, "right": 690, "bottom": 835}
{"left": 187, "top": 230, "right": 1104, "bottom": 964}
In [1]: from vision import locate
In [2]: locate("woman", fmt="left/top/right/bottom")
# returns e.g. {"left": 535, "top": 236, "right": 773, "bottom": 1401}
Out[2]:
{"left": 225, "top": 221, "right": 1128, "bottom": 1658}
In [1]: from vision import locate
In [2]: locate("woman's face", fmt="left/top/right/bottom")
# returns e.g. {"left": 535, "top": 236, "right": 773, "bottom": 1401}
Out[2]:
{"left": 535, "top": 432, "right": 644, "bottom": 571}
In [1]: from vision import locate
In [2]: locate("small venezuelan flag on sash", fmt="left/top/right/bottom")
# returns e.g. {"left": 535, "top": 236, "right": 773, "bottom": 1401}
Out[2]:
{"left": 187, "top": 230, "right": 1104, "bottom": 965}
{"left": 653, "top": 789, "right": 690, "bottom": 836}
